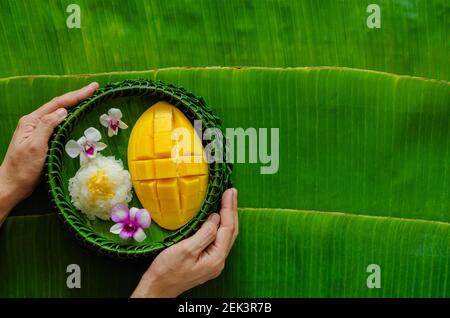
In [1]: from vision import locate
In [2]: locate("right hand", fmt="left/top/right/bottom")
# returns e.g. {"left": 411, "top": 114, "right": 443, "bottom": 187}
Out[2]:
{"left": 131, "top": 188, "right": 238, "bottom": 298}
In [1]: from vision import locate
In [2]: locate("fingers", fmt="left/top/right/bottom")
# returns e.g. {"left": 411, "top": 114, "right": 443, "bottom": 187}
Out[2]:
{"left": 31, "top": 108, "right": 68, "bottom": 146}
{"left": 207, "top": 188, "right": 238, "bottom": 257}
{"left": 220, "top": 188, "right": 235, "bottom": 228}
{"left": 233, "top": 188, "right": 239, "bottom": 240}
{"left": 31, "top": 82, "right": 99, "bottom": 119}
{"left": 179, "top": 213, "right": 220, "bottom": 256}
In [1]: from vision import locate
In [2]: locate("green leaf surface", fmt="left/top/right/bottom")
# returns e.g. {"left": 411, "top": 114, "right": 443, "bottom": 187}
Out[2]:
{"left": 1, "top": 67, "right": 449, "bottom": 223}
{"left": 0, "top": 0, "right": 448, "bottom": 80}
{"left": 0, "top": 209, "right": 448, "bottom": 297}
{"left": 1, "top": 0, "right": 448, "bottom": 299}
{"left": 0, "top": 214, "right": 146, "bottom": 297}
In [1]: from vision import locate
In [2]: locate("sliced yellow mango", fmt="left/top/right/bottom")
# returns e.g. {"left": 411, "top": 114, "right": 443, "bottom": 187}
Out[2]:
{"left": 128, "top": 101, "right": 208, "bottom": 230}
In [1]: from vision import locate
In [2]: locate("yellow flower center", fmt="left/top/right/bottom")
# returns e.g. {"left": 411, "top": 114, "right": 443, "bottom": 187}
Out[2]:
{"left": 86, "top": 170, "right": 115, "bottom": 201}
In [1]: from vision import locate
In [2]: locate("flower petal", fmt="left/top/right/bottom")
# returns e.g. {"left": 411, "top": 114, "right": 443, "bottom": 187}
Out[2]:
{"left": 118, "top": 120, "right": 128, "bottom": 129}
{"left": 133, "top": 228, "right": 146, "bottom": 242}
{"left": 119, "top": 228, "right": 134, "bottom": 240}
{"left": 108, "top": 108, "right": 122, "bottom": 119}
{"left": 108, "top": 126, "right": 116, "bottom": 137}
{"left": 134, "top": 209, "right": 151, "bottom": 229}
{"left": 109, "top": 223, "right": 124, "bottom": 234}
{"left": 77, "top": 136, "right": 87, "bottom": 145}
{"left": 65, "top": 140, "right": 82, "bottom": 158}
{"left": 84, "top": 127, "right": 102, "bottom": 142}
{"left": 99, "top": 114, "right": 110, "bottom": 128}
{"left": 129, "top": 207, "right": 138, "bottom": 223}
{"left": 111, "top": 203, "right": 129, "bottom": 223}
{"left": 95, "top": 142, "right": 108, "bottom": 151}
{"left": 79, "top": 152, "right": 89, "bottom": 164}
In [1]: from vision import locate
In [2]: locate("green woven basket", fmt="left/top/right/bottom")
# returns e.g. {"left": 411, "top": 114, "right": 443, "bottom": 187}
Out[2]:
{"left": 46, "top": 79, "right": 232, "bottom": 259}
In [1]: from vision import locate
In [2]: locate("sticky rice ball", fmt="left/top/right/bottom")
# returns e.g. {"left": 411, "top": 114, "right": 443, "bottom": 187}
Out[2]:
{"left": 68, "top": 154, "right": 132, "bottom": 220}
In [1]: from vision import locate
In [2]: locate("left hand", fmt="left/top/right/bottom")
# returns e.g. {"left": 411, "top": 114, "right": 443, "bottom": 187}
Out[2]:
{"left": 0, "top": 82, "right": 99, "bottom": 223}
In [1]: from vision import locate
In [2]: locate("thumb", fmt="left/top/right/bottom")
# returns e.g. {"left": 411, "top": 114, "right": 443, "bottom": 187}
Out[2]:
{"left": 179, "top": 213, "right": 220, "bottom": 255}
{"left": 32, "top": 108, "right": 68, "bottom": 146}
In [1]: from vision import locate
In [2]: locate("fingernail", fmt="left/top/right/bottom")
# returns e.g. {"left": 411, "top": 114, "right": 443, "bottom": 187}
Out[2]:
{"left": 232, "top": 188, "right": 238, "bottom": 197}
{"left": 55, "top": 108, "right": 67, "bottom": 118}
{"left": 83, "top": 82, "right": 98, "bottom": 91}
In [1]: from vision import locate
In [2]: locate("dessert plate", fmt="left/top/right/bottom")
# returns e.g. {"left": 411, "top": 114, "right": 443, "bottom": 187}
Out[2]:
{"left": 46, "top": 79, "right": 232, "bottom": 258}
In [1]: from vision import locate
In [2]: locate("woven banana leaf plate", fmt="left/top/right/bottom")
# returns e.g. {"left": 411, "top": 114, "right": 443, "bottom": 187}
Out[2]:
{"left": 46, "top": 79, "right": 232, "bottom": 259}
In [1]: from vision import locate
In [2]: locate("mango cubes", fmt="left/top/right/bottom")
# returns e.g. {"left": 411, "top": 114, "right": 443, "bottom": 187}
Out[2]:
{"left": 128, "top": 101, "right": 208, "bottom": 230}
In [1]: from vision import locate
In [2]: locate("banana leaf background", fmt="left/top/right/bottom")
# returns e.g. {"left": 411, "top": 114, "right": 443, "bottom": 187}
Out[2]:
{"left": 0, "top": 0, "right": 449, "bottom": 297}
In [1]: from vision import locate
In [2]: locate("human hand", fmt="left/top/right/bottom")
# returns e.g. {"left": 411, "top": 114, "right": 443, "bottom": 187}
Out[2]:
{"left": 0, "top": 82, "right": 99, "bottom": 223}
{"left": 131, "top": 188, "right": 239, "bottom": 298}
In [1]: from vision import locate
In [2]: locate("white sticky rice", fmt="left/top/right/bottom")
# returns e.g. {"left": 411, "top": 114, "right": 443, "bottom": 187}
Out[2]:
{"left": 68, "top": 154, "right": 132, "bottom": 220}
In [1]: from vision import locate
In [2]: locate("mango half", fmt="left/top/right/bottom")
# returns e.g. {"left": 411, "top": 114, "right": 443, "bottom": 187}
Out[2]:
{"left": 128, "top": 101, "right": 209, "bottom": 230}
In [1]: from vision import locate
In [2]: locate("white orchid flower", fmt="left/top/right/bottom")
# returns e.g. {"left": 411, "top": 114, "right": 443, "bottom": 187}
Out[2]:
{"left": 65, "top": 127, "right": 107, "bottom": 164}
{"left": 99, "top": 108, "right": 128, "bottom": 137}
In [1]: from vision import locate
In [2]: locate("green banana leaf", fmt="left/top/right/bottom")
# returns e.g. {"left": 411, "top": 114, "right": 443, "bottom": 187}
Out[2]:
{"left": 0, "top": 68, "right": 448, "bottom": 297}
{"left": 1, "top": 209, "right": 448, "bottom": 297}
{"left": 0, "top": 0, "right": 449, "bottom": 298}
{"left": 1, "top": 68, "right": 449, "bottom": 222}
{"left": 0, "top": 0, "right": 448, "bottom": 80}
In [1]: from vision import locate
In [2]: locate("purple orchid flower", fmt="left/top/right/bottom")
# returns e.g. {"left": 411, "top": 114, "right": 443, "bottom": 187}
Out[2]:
{"left": 100, "top": 108, "right": 128, "bottom": 137}
{"left": 65, "top": 127, "right": 107, "bottom": 163}
{"left": 109, "top": 203, "right": 151, "bottom": 242}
